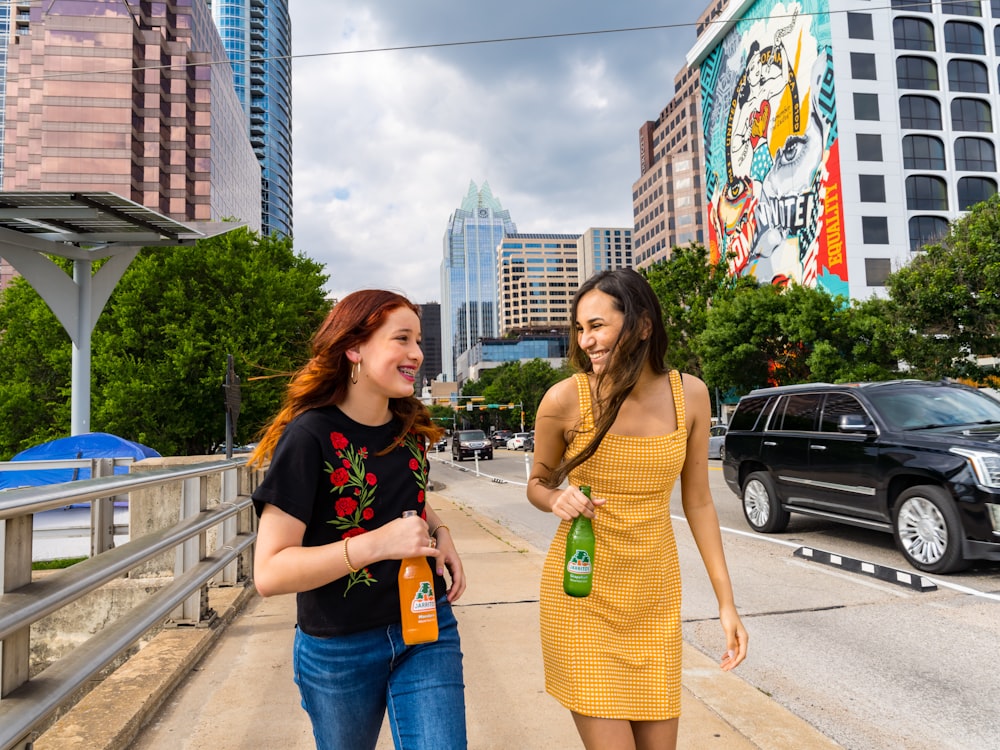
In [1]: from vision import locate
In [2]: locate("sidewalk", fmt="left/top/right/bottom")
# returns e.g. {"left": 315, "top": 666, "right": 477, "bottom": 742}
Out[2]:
{"left": 35, "top": 492, "right": 843, "bottom": 749}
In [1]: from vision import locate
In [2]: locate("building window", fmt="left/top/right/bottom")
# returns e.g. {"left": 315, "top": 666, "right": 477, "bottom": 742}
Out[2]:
{"left": 944, "top": 20, "right": 986, "bottom": 52}
{"left": 909, "top": 215, "right": 949, "bottom": 252}
{"left": 896, "top": 56, "right": 939, "bottom": 89}
{"left": 902, "top": 134, "right": 947, "bottom": 169}
{"left": 865, "top": 258, "right": 892, "bottom": 286}
{"left": 906, "top": 175, "right": 949, "bottom": 209}
{"left": 854, "top": 92, "right": 880, "bottom": 120}
{"left": 958, "top": 176, "right": 997, "bottom": 208}
{"left": 892, "top": 0, "right": 933, "bottom": 11}
{"left": 941, "top": 0, "right": 982, "bottom": 16}
{"left": 955, "top": 137, "right": 996, "bottom": 170}
{"left": 948, "top": 59, "right": 989, "bottom": 92}
{"left": 899, "top": 95, "right": 943, "bottom": 129}
{"left": 851, "top": 52, "right": 878, "bottom": 79}
{"left": 857, "top": 133, "right": 884, "bottom": 161}
{"left": 951, "top": 97, "right": 992, "bottom": 131}
{"left": 893, "top": 17, "right": 936, "bottom": 50}
{"left": 862, "top": 217, "right": 890, "bottom": 244}
{"left": 859, "top": 174, "right": 887, "bottom": 202}
{"left": 848, "top": 12, "right": 875, "bottom": 39}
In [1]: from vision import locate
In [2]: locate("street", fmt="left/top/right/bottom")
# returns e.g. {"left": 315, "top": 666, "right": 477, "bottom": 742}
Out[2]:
{"left": 428, "top": 448, "right": 1000, "bottom": 750}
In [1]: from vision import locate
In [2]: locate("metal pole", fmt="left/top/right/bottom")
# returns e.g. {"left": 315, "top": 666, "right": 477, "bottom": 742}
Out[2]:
{"left": 71, "top": 259, "right": 92, "bottom": 436}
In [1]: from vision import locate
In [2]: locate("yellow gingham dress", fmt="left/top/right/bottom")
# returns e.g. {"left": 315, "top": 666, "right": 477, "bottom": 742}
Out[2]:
{"left": 539, "top": 371, "right": 687, "bottom": 720}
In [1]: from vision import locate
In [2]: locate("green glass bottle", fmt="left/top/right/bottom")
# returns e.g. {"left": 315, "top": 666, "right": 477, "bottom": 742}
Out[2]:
{"left": 563, "top": 485, "right": 595, "bottom": 597}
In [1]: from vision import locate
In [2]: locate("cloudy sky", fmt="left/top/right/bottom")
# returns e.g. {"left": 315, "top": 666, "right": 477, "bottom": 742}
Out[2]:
{"left": 288, "top": 1, "right": 699, "bottom": 304}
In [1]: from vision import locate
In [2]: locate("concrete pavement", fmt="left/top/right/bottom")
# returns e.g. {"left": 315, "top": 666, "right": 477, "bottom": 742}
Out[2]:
{"left": 34, "top": 492, "right": 843, "bottom": 749}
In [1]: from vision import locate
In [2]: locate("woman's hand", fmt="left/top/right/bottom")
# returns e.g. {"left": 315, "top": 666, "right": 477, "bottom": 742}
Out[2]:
{"left": 549, "top": 485, "right": 605, "bottom": 521}
{"left": 368, "top": 513, "right": 441, "bottom": 562}
{"left": 719, "top": 604, "right": 748, "bottom": 671}
{"left": 431, "top": 527, "right": 466, "bottom": 602}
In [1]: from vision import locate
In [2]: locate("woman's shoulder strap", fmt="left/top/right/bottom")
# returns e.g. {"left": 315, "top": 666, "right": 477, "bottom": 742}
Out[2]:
{"left": 669, "top": 370, "right": 686, "bottom": 431}
{"left": 574, "top": 372, "right": 594, "bottom": 429}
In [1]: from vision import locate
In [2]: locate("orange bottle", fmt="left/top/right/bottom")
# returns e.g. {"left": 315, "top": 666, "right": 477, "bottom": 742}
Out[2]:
{"left": 398, "top": 511, "right": 439, "bottom": 644}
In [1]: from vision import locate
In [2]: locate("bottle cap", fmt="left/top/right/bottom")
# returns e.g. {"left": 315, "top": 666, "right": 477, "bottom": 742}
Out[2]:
{"left": 402, "top": 510, "right": 417, "bottom": 518}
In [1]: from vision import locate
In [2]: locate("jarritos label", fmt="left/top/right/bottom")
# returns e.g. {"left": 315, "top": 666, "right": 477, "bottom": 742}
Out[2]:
{"left": 703, "top": 0, "right": 847, "bottom": 293}
{"left": 566, "top": 549, "right": 592, "bottom": 576}
{"left": 410, "top": 581, "right": 436, "bottom": 613}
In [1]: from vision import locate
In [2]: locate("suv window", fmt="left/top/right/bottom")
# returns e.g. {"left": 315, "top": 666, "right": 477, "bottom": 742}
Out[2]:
{"left": 773, "top": 394, "right": 822, "bottom": 431}
{"left": 820, "top": 393, "right": 870, "bottom": 432}
{"left": 729, "top": 396, "right": 771, "bottom": 430}
{"left": 458, "top": 430, "right": 486, "bottom": 441}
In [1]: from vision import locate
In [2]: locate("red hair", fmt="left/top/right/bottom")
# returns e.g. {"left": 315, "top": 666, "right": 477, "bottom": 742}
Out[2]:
{"left": 250, "top": 289, "right": 442, "bottom": 467}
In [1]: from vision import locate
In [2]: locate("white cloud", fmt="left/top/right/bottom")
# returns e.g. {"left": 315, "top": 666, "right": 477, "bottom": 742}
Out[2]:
{"left": 289, "top": 1, "right": 695, "bottom": 302}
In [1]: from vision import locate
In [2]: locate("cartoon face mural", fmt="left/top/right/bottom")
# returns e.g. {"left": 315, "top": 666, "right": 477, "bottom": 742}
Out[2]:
{"left": 702, "top": 0, "right": 847, "bottom": 296}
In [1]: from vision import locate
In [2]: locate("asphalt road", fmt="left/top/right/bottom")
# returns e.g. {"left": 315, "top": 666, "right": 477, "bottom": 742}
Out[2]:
{"left": 428, "top": 448, "right": 1000, "bottom": 750}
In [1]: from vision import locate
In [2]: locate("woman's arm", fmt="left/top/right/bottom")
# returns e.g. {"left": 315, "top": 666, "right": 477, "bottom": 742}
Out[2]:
{"left": 678, "top": 374, "right": 749, "bottom": 670}
{"left": 253, "top": 504, "right": 439, "bottom": 597}
{"left": 527, "top": 378, "right": 603, "bottom": 520}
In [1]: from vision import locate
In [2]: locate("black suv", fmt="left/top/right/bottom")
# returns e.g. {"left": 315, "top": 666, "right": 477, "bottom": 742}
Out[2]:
{"left": 723, "top": 380, "right": 1000, "bottom": 574}
{"left": 451, "top": 429, "right": 493, "bottom": 461}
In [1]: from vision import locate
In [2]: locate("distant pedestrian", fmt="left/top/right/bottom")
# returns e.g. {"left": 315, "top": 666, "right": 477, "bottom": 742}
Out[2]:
{"left": 250, "top": 289, "right": 467, "bottom": 750}
{"left": 527, "top": 268, "right": 748, "bottom": 750}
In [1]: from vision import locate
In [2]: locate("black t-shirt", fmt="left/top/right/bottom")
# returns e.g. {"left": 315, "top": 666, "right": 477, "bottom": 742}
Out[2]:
{"left": 252, "top": 405, "right": 443, "bottom": 637}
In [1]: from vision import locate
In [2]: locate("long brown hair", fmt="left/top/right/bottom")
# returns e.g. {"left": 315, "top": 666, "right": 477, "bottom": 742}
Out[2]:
{"left": 544, "top": 268, "right": 669, "bottom": 486}
{"left": 249, "top": 289, "right": 442, "bottom": 467}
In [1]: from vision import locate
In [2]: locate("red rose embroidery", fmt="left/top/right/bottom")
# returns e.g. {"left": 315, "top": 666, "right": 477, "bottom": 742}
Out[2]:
{"left": 342, "top": 459, "right": 351, "bottom": 468}
{"left": 330, "top": 432, "right": 349, "bottom": 450}
{"left": 409, "top": 458, "right": 419, "bottom": 470}
{"left": 342, "top": 527, "right": 366, "bottom": 538}
{"left": 418, "top": 490, "right": 425, "bottom": 504}
{"left": 330, "top": 467, "right": 350, "bottom": 487}
{"left": 362, "top": 508, "right": 374, "bottom": 520}
{"left": 335, "top": 497, "right": 358, "bottom": 517}
{"left": 365, "top": 472, "right": 377, "bottom": 486}
{"left": 359, "top": 447, "right": 369, "bottom": 458}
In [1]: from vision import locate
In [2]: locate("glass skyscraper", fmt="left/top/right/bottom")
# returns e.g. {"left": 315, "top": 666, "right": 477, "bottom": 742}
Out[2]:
{"left": 440, "top": 181, "right": 516, "bottom": 382}
{"left": 211, "top": 0, "right": 293, "bottom": 238}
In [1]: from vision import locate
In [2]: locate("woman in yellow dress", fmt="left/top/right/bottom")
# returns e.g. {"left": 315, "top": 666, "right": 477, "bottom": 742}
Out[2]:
{"left": 527, "top": 268, "right": 748, "bottom": 749}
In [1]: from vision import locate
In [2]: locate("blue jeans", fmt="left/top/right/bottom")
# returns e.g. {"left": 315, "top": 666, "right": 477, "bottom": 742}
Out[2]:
{"left": 293, "top": 600, "right": 467, "bottom": 750}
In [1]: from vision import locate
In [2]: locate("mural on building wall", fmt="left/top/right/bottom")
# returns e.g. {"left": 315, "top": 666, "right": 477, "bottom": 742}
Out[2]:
{"left": 702, "top": 0, "right": 847, "bottom": 296}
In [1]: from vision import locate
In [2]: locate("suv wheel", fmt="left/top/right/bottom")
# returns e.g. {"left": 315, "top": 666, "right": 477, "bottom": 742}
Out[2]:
{"left": 741, "top": 471, "right": 790, "bottom": 533}
{"left": 892, "top": 486, "right": 968, "bottom": 574}
{"left": 718, "top": 444, "right": 726, "bottom": 462}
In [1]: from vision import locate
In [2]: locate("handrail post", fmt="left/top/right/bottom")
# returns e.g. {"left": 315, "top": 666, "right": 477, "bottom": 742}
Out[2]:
{"left": 90, "top": 458, "right": 116, "bottom": 557}
{"left": 219, "top": 467, "right": 239, "bottom": 586}
{"left": 170, "top": 476, "right": 210, "bottom": 626}
{"left": 1, "top": 516, "right": 32, "bottom": 700}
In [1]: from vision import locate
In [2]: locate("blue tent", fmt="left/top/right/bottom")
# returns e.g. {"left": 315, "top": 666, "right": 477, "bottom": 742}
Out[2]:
{"left": 0, "top": 433, "right": 161, "bottom": 491}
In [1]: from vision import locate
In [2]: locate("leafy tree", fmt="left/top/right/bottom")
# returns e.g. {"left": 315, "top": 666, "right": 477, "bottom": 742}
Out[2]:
{"left": 0, "top": 270, "right": 74, "bottom": 457}
{"left": 697, "top": 283, "right": 889, "bottom": 394}
{"left": 459, "top": 359, "right": 572, "bottom": 430}
{"left": 885, "top": 194, "right": 1000, "bottom": 378}
{"left": 641, "top": 244, "right": 757, "bottom": 377}
{"left": 0, "top": 228, "right": 329, "bottom": 457}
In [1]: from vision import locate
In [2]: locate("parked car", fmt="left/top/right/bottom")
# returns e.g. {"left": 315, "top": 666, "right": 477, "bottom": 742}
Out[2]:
{"left": 708, "top": 425, "right": 728, "bottom": 460}
{"left": 491, "top": 430, "right": 514, "bottom": 448}
{"left": 507, "top": 432, "right": 534, "bottom": 451}
{"left": 434, "top": 435, "right": 448, "bottom": 452}
{"left": 722, "top": 379, "right": 1000, "bottom": 574}
{"left": 452, "top": 429, "right": 493, "bottom": 461}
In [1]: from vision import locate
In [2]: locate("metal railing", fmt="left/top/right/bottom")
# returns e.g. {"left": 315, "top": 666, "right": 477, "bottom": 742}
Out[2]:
{"left": 0, "top": 459, "right": 257, "bottom": 750}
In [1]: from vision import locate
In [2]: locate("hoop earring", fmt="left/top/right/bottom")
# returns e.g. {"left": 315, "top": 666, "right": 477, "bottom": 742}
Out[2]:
{"left": 350, "top": 360, "right": 360, "bottom": 385}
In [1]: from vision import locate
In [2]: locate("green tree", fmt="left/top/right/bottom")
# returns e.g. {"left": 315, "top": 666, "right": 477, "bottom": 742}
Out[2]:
{"left": 0, "top": 270, "right": 74, "bottom": 457}
{"left": 460, "top": 359, "right": 572, "bottom": 430}
{"left": 641, "top": 245, "right": 756, "bottom": 377}
{"left": 0, "top": 228, "right": 329, "bottom": 457}
{"left": 697, "top": 283, "right": 889, "bottom": 394}
{"left": 885, "top": 194, "right": 1000, "bottom": 378}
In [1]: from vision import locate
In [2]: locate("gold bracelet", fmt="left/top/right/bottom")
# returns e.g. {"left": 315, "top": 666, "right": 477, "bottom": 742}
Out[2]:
{"left": 343, "top": 537, "right": 359, "bottom": 573}
{"left": 430, "top": 524, "right": 451, "bottom": 539}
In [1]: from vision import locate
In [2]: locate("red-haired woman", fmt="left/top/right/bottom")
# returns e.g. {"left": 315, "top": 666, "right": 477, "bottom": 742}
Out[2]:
{"left": 250, "top": 289, "right": 467, "bottom": 750}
